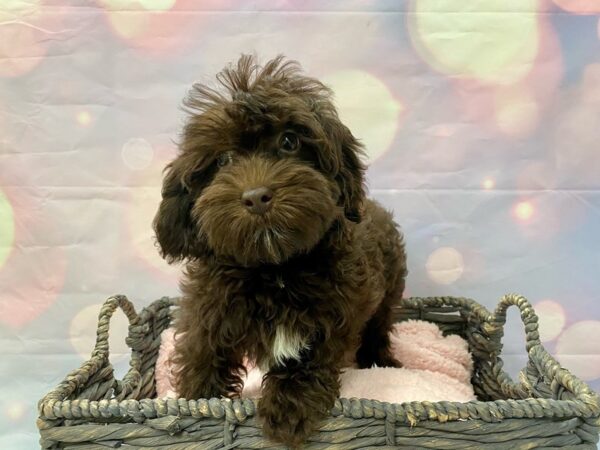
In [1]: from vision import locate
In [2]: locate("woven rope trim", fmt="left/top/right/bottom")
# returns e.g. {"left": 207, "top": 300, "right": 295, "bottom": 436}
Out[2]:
{"left": 39, "top": 416, "right": 599, "bottom": 449}
{"left": 38, "top": 294, "right": 600, "bottom": 428}
{"left": 39, "top": 394, "right": 600, "bottom": 425}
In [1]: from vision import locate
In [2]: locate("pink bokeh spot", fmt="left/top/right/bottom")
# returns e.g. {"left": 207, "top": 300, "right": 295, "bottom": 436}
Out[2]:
{"left": 553, "top": 0, "right": 600, "bottom": 14}
{"left": 0, "top": 186, "right": 68, "bottom": 329}
{"left": 0, "top": 246, "right": 67, "bottom": 329}
{"left": 0, "top": 23, "right": 47, "bottom": 78}
{"left": 0, "top": 2, "right": 69, "bottom": 78}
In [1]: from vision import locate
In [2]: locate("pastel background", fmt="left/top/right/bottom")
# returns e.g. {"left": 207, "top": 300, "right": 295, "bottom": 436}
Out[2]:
{"left": 1, "top": 0, "right": 600, "bottom": 447}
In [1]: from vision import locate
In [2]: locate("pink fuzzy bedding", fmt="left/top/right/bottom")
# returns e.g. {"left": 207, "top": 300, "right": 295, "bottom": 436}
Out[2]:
{"left": 155, "top": 320, "right": 475, "bottom": 403}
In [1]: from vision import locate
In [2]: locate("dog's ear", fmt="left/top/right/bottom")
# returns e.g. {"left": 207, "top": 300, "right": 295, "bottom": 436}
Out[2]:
{"left": 153, "top": 160, "right": 199, "bottom": 263}
{"left": 326, "top": 120, "right": 366, "bottom": 223}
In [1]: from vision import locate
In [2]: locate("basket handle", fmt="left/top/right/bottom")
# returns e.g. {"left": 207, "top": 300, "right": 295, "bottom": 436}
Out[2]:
{"left": 39, "top": 295, "right": 141, "bottom": 408}
{"left": 91, "top": 295, "right": 142, "bottom": 400}
{"left": 482, "top": 294, "right": 543, "bottom": 398}
{"left": 91, "top": 294, "right": 140, "bottom": 359}
{"left": 488, "top": 293, "right": 541, "bottom": 352}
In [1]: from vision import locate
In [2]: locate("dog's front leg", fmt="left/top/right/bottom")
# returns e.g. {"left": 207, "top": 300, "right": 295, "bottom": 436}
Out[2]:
{"left": 259, "top": 353, "right": 341, "bottom": 448}
{"left": 174, "top": 323, "right": 246, "bottom": 400}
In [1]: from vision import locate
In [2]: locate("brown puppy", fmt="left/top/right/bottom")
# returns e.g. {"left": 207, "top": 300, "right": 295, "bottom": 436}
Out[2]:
{"left": 153, "top": 55, "right": 407, "bottom": 448}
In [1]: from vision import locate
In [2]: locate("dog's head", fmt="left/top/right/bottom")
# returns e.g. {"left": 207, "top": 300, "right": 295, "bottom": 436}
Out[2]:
{"left": 153, "top": 55, "right": 366, "bottom": 266}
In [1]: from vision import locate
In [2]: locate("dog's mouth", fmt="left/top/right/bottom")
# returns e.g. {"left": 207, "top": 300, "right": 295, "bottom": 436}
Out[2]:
{"left": 192, "top": 162, "right": 341, "bottom": 266}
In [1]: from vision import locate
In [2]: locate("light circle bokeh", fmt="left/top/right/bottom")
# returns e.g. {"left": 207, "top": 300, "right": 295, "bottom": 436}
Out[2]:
{"left": 426, "top": 247, "right": 465, "bottom": 285}
{"left": 321, "top": 70, "right": 403, "bottom": 164}
{"left": 0, "top": 189, "right": 15, "bottom": 269}
{"left": 122, "top": 138, "right": 155, "bottom": 170}
{"left": 70, "top": 303, "right": 131, "bottom": 361}
{"left": 76, "top": 111, "right": 92, "bottom": 127}
{"left": 4, "top": 400, "right": 26, "bottom": 422}
{"left": 482, "top": 177, "right": 495, "bottom": 190}
{"left": 534, "top": 300, "right": 566, "bottom": 342}
{"left": 513, "top": 201, "right": 534, "bottom": 222}
{"left": 409, "top": 0, "right": 539, "bottom": 85}
{"left": 556, "top": 321, "right": 600, "bottom": 381}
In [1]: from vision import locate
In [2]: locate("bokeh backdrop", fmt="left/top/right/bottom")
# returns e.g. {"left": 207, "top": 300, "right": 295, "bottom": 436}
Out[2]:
{"left": 1, "top": 0, "right": 600, "bottom": 447}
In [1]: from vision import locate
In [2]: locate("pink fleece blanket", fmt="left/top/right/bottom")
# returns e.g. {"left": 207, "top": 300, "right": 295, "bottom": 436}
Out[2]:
{"left": 155, "top": 320, "right": 475, "bottom": 403}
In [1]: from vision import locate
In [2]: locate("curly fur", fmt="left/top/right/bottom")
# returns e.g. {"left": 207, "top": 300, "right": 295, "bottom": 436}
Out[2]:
{"left": 153, "top": 55, "right": 408, "bottom": 448}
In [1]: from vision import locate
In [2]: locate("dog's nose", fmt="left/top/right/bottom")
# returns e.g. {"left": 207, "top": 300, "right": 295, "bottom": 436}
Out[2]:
{"left": 241, "top": 187, "right": 273, "bottom": 214}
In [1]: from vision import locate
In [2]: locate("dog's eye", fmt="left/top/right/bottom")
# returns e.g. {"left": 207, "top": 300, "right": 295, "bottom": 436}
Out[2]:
{"left": 279, "top": 132, "right": 300, "bottom": 153}
{"left": 217, "top": 152, "right": 233, "bottom": 167}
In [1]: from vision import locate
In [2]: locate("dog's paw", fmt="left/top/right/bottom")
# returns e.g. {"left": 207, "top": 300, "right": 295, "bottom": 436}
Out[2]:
{"left": 377, "top": 350, "right": 403, "bottom": 368}
{"left": 258, "top": 394, "right": 322, "bottom": 449}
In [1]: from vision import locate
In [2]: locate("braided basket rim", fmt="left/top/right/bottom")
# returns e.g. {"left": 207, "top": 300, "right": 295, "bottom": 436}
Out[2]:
{"left": 37, "top": 294, "right": 600, "bottom": 429}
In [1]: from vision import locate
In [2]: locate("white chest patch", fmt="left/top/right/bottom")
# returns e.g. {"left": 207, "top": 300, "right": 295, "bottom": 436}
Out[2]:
{"left": 271, "top": 325, "right": 309, "bottom": 367}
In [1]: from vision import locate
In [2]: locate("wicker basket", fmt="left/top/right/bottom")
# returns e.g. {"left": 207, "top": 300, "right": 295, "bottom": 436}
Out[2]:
{"left": 38, "top": 294, "right": 600, "bottom": 449}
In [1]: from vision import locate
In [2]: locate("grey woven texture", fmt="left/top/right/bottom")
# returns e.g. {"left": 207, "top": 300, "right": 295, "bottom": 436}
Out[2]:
{"left": 37, "top": 294, "right": 600, "bottom": 449}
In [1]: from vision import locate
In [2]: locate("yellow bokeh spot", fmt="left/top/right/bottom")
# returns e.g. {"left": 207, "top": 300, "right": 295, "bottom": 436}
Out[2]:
{"left": 410, "top": 0, "right": 539, "bottom": 85}
{"left": 4, "top": 401, "right": 26, "bottom": 422}
{"left": 321, "top": 70, "right": 403, "bottom": 164}
{"left": 513, "top": 201, "right": 534, "bottom": 222}
{"left": 494, "top": 86, "right": 539, "bottom": 137}
{"left": 76, "top": 111, "right": 92, "bottom": 126}
{"left": 0, "top": 189, "right": 15, "bottom": 269}
{"left": 138, "top": 0, "right": 176, "bottom": 11}
{"left": 100, "top": 0, "right": 175, "bottom": 11}
{"left": 100, "top": 0, "right": 148, "bottom": 39}
{"left": 0, "top": 0, "right": 40, "bottom": 21}
{"left": 108, "top": 9, "right": 149, "bottom": 39}
{"left": 100, "top": 0, "right": 174, "bottom": 40}
{"left": 482, "top": 178, "right": 495, "bottom": 190}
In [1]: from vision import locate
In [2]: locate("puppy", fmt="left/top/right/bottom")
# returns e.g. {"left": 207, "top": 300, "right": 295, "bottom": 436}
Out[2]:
{"left": 153, "top": 55, "right": 407, "bottom": 448}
